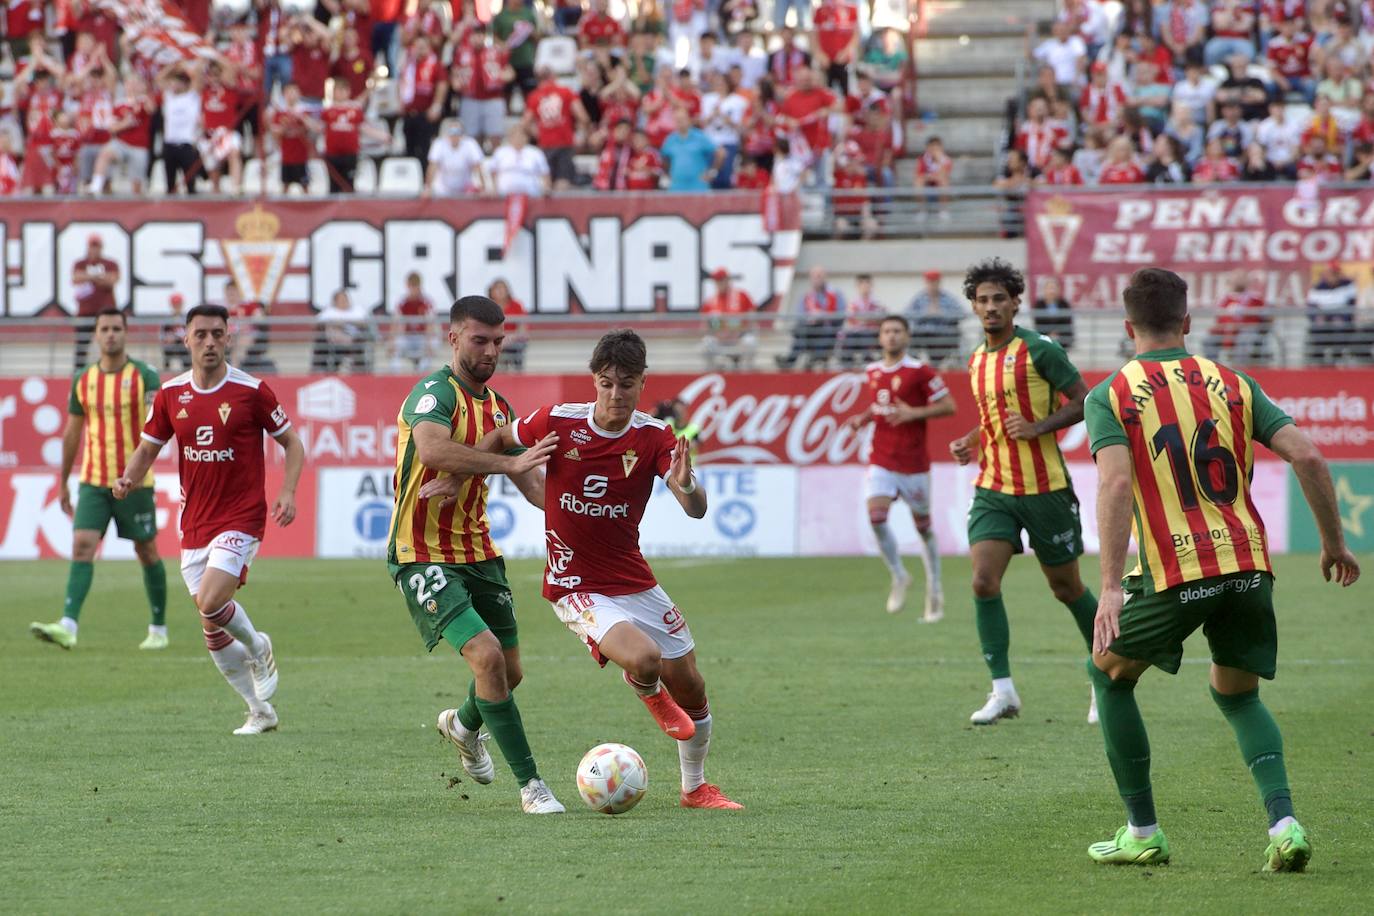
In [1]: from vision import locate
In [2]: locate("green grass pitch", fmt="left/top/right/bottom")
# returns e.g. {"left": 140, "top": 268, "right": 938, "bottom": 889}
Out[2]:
{"left": 2, "top": 555, "right": 1371, "bottom": 914}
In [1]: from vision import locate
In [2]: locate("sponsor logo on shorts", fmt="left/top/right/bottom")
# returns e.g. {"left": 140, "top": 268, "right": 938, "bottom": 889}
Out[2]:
{"left": 215, "top": 533, "right": 248, "bottom": 549}
{"left": 425, "top": 599, "right": 438, "bottom": 614}
{"left": 1177, "top": 573, "right": 1264, "bottom": 604}
{"left": 663, "top": 604, "right": 687, "bottom": 635}
{"left": 183, "top": 445, "right": 236, "bottom": 462}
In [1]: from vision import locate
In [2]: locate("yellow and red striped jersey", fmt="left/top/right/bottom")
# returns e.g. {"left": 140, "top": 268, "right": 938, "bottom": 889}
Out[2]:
{"left": 67, "top": 359, "right": 160, "bottom": 488}
{"left": 388, "top": 367, "right": 516, "bottom": 567}
{"left": 1085, "top": 349, "right": 1294, "bottom": 593}
{"left": 968, "top": 327, "right": 1082, "bottom": 496}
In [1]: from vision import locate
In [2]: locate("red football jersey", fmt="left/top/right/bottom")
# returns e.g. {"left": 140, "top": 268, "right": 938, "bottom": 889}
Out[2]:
{"left": 114, "top": 99, "right": 154, "bottom": 148}
{"left": 270, "top": 107, "right": 313, "bottom": 164}
{"left": 202, "top": 85, "right": 240, "bottom": 131}
{"left": 863, "top": 356, "right": 948, "bottom": 474}
{"left": 512, "top": 403, "right": 676, "bottom": 601}
{"left": 141, "top": 366, "right": 291, "bottom": 549}
{"left": 322, "top": 103, "right": 365, "bottom": 155}
{"left": 814, "top": 0, "right": 858, "bottom": 61}
{"left": 527, "top": 82, "right": 579, "bottom": 148}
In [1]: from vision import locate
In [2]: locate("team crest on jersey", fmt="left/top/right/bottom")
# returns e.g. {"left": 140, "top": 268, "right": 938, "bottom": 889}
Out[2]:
{"left": 218, "top": 402, "right": 232, "bottom": 424}
{"left": 564, "top": 448, "right": 581, "bottom": 461}
{"left": 178, "top": 390, "right": 194, "bottom": 404}
{"left": 621, "top": 450, "right": 639, "bottom": 476}
{"left": 1004, "top": 353, "right": 1016, "bottom": 368}
{"left": 176, "top": 408, "right": 189, "bottom": 419}
{"left": 121, "top": 377, "right": 132, "bottom": 390}
{"left": 492, "top": 409, "right": 506, "bottom": 425}
{"left": 570, "top": 427, "right": 592, "bottom": 445}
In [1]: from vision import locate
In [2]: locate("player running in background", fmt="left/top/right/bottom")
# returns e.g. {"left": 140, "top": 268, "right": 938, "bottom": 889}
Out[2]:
{"left": 844, "top": 315, "right": 956, "bottom": 617}
{"left": 1084, "top": 268, "right": 1359, "bottom": 870}
{"left": 949, "top": 258, "right": 1100, "bottom": 725}
{"left": 461, "top": 329, "right": 744, "bottom": 810}
{"left": 30, "top": 308, "right": 169, "bottom": 651}
{"left": 114, "top": 305, "right": 305, "bottom": 736}
{"left": 388, "top": 295, "right": 565, "bottom": 815}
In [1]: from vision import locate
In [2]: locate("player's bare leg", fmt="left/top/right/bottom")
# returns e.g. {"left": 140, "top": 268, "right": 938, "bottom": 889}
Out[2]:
{"left": 661, "top": 650, "right": 742, "bottom": 810}
{"left": 456, "top": 629, "right": 562, "bottom": 813}
{"left": 31, "top": 529, "right": 101, "bottom": 649}
{"left": 910, "top": 508, "right": 942, "bottom": 622}
{"left": 196, "top": 567, "right": 277, "bottom": 735}
{"left": 867, "top": 496, "right": 910, "bottom": 613}
{"left": 1040, "top": 558, "right": 1099, "bottom": 723}
{"left": 596, "top": 621, "right": 696, "bottom": 740}
{"left": 969, "top": 539, "right": 1020, "bottom": 723}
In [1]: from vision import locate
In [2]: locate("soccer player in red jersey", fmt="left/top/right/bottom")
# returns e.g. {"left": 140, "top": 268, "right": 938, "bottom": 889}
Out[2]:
{"left": 464, "top": 330, "right": 744, "bottom": 810}
{"left": 846, "top": 316, "right": 956, "bottom": 617}
{"left": 114, "top": 305, "right": 305, "bottom": 736}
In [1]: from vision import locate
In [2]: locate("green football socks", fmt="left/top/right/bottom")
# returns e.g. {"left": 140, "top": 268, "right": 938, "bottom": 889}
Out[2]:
{"left": 475, "top": 695, "right": 539, "bottom": 786}
{"left": 1211, "top": 686, "right": 1295, "bottom": 827}
{"left": 1065, "top": 589, "right": 1097, "bottom": 648}
{"left": 142, "top": 560, "right": 167, "bottom": 627}
{"left": 457, "top": 680, "right": 483, "bottom": 732}
{"left": 974, "top": 594, "right": 1011, "bottom": 679}
{"left": 1088, "top": 661, "right": 1157, "bottom": 830}
{"left": 63, "top": 561, "right": 94, "bottom": 621}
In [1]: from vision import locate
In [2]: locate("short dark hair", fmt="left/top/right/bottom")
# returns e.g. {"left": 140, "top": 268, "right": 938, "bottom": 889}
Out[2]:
{"left": 450, "top": 295, "right": 506, "bottom": 326}
{"left": 94, "top": 306, "right": 126, "bottom": 327}
{"left": 856, "top": 273, "right": 873, "bottom": 283}
{"left": 1122, "top": 268, "right": 1189, "bottom": 334}
{"left": 879, "top": 314, "right": 909, "bottom": 332}
{"left": 185, "top": 304, "right": 230, "bottom": 326}
{"left": 589, "top": 329, "right": 648, "bottom": 377}
{"left": 963, "top": 257, "right": 1025, "bottom": 301}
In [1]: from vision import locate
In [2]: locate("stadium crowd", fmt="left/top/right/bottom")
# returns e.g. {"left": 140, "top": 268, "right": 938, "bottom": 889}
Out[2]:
{"left": 0, "top": 0, "right": 915, "bottom": 197}
{"left": 1007, "top": 0, "right": 1374, "bottom": 188}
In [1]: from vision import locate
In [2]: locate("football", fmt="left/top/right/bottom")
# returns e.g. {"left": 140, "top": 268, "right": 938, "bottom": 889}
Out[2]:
{"left": 575, "top": 743, "right": 649, "bottom": 815}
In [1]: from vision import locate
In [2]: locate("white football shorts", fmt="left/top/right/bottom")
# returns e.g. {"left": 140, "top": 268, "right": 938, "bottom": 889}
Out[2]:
{"left": 865, "top": 466, "right": 931, "bottom": 516}
{"left": 552, "top": 585, "right": 695, "bottom": 667}
{"left": 180, "top": 529, "right": 261, "bottom": 596}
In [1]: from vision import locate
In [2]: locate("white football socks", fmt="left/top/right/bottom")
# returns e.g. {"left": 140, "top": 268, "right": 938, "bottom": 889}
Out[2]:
{"left": 210, "top": 641, "right": 269, "bottom": 714}
{"left": 1130, "top": 822, "right": 1159, "bottom": 840}
{"left": 623, "top": 670, "right": 661, "bottom": 698}
{"left": 149, "top": 625, "right": 168, "bottom": 637}
{"left": 60, "top": 617, "right": 78, "bottom": 636}
{"left": 915, "top": 526, "right": 942, "bottom": 595}
{"left": 1269, "top": 816, "right": 1296, "bottom": 837}
{"left": 678, "top": 714, "right": 713, "bottom": 794}
{"left": 872, "top": 522, "right": 905, "bottom": 578}
{"left": 992, "top": 677, "right": 1017, "bottom": 700}
{"left": 220, "top": 601, "right": 263, "bottom": 654}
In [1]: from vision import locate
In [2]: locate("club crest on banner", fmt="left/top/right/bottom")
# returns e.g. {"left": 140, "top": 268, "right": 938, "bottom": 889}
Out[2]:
{"left": 221, "top": 205, "right": 296, "bottom": 306}
{"left": 1034, "top": 196, "right": 1083, "bottom": 275}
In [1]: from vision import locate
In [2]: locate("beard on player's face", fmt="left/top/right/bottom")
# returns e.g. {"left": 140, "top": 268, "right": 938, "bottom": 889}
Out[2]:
{"left": 461, "top": 353, "right": 496, "bottom": 383}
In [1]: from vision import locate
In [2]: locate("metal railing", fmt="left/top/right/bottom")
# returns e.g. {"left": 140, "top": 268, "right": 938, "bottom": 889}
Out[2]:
{"left": 3, "top": 308, "right": 1371, "bottom": 377}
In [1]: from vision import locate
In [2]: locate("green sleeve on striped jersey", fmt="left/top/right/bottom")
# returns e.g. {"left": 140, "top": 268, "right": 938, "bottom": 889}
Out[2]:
{"left": 136, "top": 361, "right": 161, "bottom": 408}
{"left": 402, "top": 376, "right": 458, "bottom": 429}
{"left": 1085, "top": 377, "right": 1128, "bottom": 456}
{"left": 1025, "top": 330, "right": 1083, "bottom": 392}
{"left": 68, "top": 371, "right": 85, "bottom": 416}
{"left": 1238, "top": 371, "right": 1295, "bottom": 447}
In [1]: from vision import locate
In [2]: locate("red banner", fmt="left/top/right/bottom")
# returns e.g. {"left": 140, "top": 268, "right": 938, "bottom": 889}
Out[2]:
{"left": 0, "top": 194, "right": 801, "bottom": 319}
{"left": 1025, "top": 186, "right": 1374, "bottom": 308}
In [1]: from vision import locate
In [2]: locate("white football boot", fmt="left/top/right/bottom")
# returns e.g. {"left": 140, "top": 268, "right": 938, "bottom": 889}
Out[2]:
{"left": 970, "top": 690, "right": 1021, "bottom": 725}
{"left": 437, "top": 708, "right": 495, "bottom": 784}
{"left": 520, "top": 778, "right": 566, "bottom": 814}
{"left": 233, "top": 704, "right": 279, "bottom": 736}
{"left": 249, "top": 632, "right": 278, "bottom": 701}
{"left": 886, "top": 570, "right": 912, "bottom": 614}
{"left": 1088, "top": 687, "right": 1099, "bottom": 725}
{"left": 922, "top": 591, "right": 944, "bottom": 623}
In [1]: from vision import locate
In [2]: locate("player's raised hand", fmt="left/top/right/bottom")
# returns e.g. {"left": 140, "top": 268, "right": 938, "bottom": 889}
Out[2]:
{"left": 510, "top": 433, "right": 558, "bottom": 474}
{"left": 670, "top": 437, "right": 694, "bottom": 488}
{"left": 1320, "top": 545, "right": 1361, "bottom": 587}
{"left": 272, "top": 490, "right": 297, "bottom": 527}
{"left": 111, "top": 477, "right": 133, "bottom": 500}
{"left": 59, "top": 484, "right": 74, "bottom": 518}
{"left": 419, "top": 474, "right": 465, "bottom": 509}
{"left": 1092, "top": 588, "right": 1123, "bottom": 656}
{"left": 1004, "top": 413, "right": 1038, "bottom": 441}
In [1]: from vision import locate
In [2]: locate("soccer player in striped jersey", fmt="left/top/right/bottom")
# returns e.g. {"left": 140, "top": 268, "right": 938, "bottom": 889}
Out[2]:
{"left": 387, "top": 294, "right": 565, "bottom": 814}
{"left": 1084, "top": 268, "right": 1359, "bottom": 870}
{"left": 949, "top": 258, "right": 1100, "bottom": 725}
{"left": 30, "top": 308, "right": 169, "bottom": 651}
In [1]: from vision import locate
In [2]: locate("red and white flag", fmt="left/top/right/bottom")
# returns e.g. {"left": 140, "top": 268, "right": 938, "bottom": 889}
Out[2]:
{"left": 503, "top": 193, "right": 528, "bottom": 258}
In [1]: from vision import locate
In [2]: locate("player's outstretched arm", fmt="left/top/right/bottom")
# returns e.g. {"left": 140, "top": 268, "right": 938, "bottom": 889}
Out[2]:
{"left": 272, "top": 427, "right": 306, "bottom": 527}
{"left": 667, "top": 438, "right": 707, "bottom": 519}
{"left": 509, "top": 468, "right": 546, "bottom": 510}
{"left": 1092, "top": 443, "right": 1135, "bottom": 654}
{"left": 1268, "top": 424, "right": 1361, "bottom": 587}
{"left": 889, "top": 393, "right": 957, "bottom": 425}
{"left": 59, "top": 415, "right": 85, "bottom": 517}
{"left": 113, "top": 440, "right": 160, "bottom": 500}
{"left": 414, "top": 422, "right": 556, "bottom": 476}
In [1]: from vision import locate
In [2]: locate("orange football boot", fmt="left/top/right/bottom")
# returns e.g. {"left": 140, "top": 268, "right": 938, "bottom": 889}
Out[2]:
{"left": 681, "top": 784, "right": 744, "bottom": 810}
{"left": 626, "top": 672, "right": 696, "bottom": 740}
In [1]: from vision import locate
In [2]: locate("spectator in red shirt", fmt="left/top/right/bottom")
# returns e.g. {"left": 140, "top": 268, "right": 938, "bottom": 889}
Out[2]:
{"left": 4, "top": 0, "right": 47, "bottom": 60}
{"left": 593, "top": 66, "right": 643, "bottom": 150}
{"left": 1015, "top": 97, "right": 1069, "bottom": 171}
{"left": 270, "top": 83, "right": 320, "bottom": 193}
{"left": 399, "top": 34, "right": 448, "bottom": 164}
{"left": 75, "top": 70, "right": 117, "bottom": 192}
{"left": 453, "top": 22, "right": 516, "bottom": 149}
{"left": 392, "top": 271, "right": 435, "bottom": 372}
{"left": 1266, "top": 17, "right": 1314, "bottom": 103}
{"left": 625, "top": 128, "right": 666, "bottom": 189}
{"left": 255, "top": 0, "right": 294, "bottom": 99}
{"left": 833, "top": 141, "right": 876, "bottom": 239}
{"left": 90, "top": 74, "right": 155, "bottom": 195}
{"left": 1079, "top": 63, "right": 1127, "bottom": 128}
{"left": 767, "top": 26, "right": 811, "bottom": 87}
{"left": 0, "top": 135, "right": 19, "bottom": 197}
{"left": 1204, "top": 268, "right": 1270, "bottom": 362}
{"left": 1097, "top": 135, "right": 1145, "bottom": 184}
{"left": 332, "top": 27, "right": 375, "bottom": 100}
{"left": 524, "top": 67, "right": 590, "bottom": 189}
{"left": 1296, "top": 134, "right": 1343, "bottom": 183}
{"left": 1192, "top": 137, "right": 1240, "bottom": 184}
{"left": 1036, "top": 144, "right": 1084, "bottom": 185}
{"left": 489, "top": 279, "right": 529, "bottom": 371}
{"left": 578, "top": 0, "right": 626, "bottom": 49}
{"left": 913, "top": 135, "right": 953, "bottom": 220}
{"left": 322, "top": 81, "right": 391, "bottom": 192}
{"left": 594, "top": 119, "right": 635, "bottom": 189}
{"left": 72, "top": 233, "right": 120, "bottom": 366}
{"left": 289, "top": 16, "right": 333, "bottom": 110}
{"left": 200, "top": 61, "right": 245, "bottom": 194}
{"left": 702, "top": 268, "right": 759, "bottom": 370}
{"left": 224, "top": 20, "right": 264, "bottom": 136}
{"left": 50, "top": 110, "right": 82, "bottom": 195}
{"left": 777, "top": 66, "right": 841, "bottom": 180}
{"left": 812, "top": 0, "right": 859, "bottom": 93}
{"left": 734, "top": 154, "right": 771, "bottom": 188}
{"left": 71, "top": 0, "right": 119, "bottom": 61}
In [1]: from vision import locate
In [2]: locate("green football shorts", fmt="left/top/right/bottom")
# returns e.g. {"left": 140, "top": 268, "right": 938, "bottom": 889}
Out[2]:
{"left": 1111, "top": 571, "right": 1277, "bottom": 679}
{"left": 966, "top": 486, "right": 1084, "bottom": 567}
{"left": 73, "top": 483, "right": 157, "bottom": 542}
{"left": 390, "top": 557, "right": 518, "bottom": 652}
